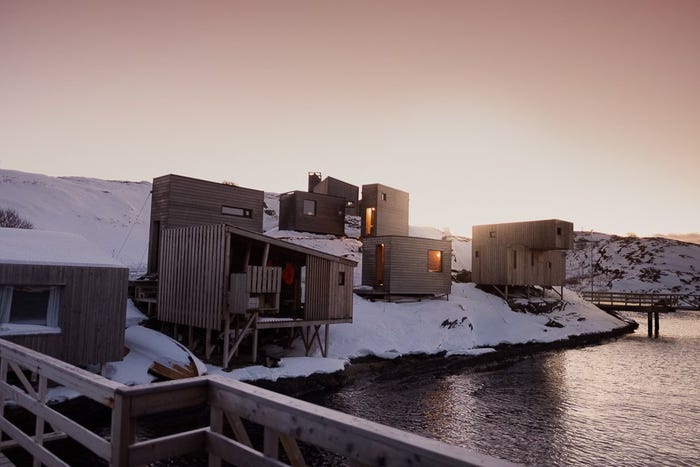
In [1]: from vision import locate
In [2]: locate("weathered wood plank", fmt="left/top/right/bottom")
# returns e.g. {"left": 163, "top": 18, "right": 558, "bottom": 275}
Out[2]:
{"left": 0, "top": 416, "right": 70, "bottom": 467}
{"left": 206, "top": 431, "right": 288, "bottom": 467}
{"left": 129, "top": 428, "right": 207, "bottom": 466}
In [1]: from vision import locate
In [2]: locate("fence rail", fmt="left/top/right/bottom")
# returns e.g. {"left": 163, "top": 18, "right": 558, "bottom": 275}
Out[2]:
{"left": 0, "top": 339, "right": 519, "bottom": 466}
{"left": 581, "top": 292, "right": 700, "bottom": 310}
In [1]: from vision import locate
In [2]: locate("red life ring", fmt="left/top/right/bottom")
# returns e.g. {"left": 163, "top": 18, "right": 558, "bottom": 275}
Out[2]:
{"left": 282, "top": 263, "right": 295, "bottom": 285}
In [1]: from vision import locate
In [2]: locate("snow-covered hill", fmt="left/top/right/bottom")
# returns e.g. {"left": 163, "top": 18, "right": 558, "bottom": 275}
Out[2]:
{"left": 566, "top": 232, "right": 700, "bottom": 294}
{"left": 2, "top": 169, "right": 697, "bottom": 294}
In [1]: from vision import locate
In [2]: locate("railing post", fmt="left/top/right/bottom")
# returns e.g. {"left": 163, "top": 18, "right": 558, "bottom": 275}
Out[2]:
{"left": 209, "top": 406, "right": 223, "bottom": 467}
{"left": 111, "top": 389, "right": 135, "bottom": 467}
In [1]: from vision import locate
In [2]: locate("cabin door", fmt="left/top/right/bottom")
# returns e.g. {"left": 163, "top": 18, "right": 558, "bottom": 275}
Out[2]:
{"left": 375, "top": 243, "right": 385, "bottom": 287}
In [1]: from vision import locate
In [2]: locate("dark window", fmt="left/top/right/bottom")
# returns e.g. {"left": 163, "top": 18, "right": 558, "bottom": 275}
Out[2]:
{"left": 0, "top": 286, "right": 61, "bottom": 328}
{"left": 475, "top": 250, "right": 480, "bottom": 258}
{"left": 489, "top": 231, "right": 496, "bottom": 238}
{"left": 303, "top": 200, "right": 317, "bottom": 216}
{"left": 338, "top": 271, "right": 346, "bottom": 286}
{"left": 381, "top": 192, "right": 387, "bottom": 201}
{"left": 513, "top": 250, "right": 517, "bottom": 269}
{"left": 557, "top": 227, "right": 562, "bottom": 236}
{"left": 222, "top": 206, "right": 252, "bottom": 218}
{"left": 428, "top": 250, "right": 442, "bottom": 272}
{"left": 548, "top": 261, "right": 552, "bottom": 269}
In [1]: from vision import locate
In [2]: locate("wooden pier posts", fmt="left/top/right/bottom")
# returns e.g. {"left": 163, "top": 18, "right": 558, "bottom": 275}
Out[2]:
{"left": 647, "top": 309, "right": 660, "bottom": 337}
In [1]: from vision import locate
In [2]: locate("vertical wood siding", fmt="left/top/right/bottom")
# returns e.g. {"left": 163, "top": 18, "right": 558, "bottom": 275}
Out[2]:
{"left": 278, "top": 191, "right": 345, "bottom": 236}
{"left": 360, "top": 184, "right": 409, "bottom": 237}
{"left": 305, "top": 256, "right": 353, "bottom": 320}
{"left": 148, "top": 174, "right": 264, "bottom": 272}
{"left": 362, "top": 236, "right": 451, "bottom": 295}
{"left": 0, "top": 263, "right": 127, "bottom": 366}
{"left": 158, "top": 224, "right": 226, "bottom": 330}
{"left": 472, "top": 219, "right": 572, "bottom": 286}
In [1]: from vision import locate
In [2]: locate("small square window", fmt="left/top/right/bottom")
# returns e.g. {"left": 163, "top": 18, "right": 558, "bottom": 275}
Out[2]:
{"left": 557, "top": 227, "right": 562, "bottom": 236}
{"left": 489, "top": 231, "right": 496, "bottom": 238}
{"left": 347, "top": 201, "right": 355, "bottom": 208}
{"left": 303, "top": 200, "right": 317, "bottom": 216}
{"left": 381, "top": 192, "right": 387, "bottom": 201}
{"left": 428, "top": 250, "right": 442, "bottom": 272}
{"left": 475, "top": 251, "right": 480, "bottom": 258}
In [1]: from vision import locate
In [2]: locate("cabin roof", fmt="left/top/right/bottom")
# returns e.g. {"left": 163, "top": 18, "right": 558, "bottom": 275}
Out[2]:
{"left": 0, "top": 228, "right": 125, "bottom": 268}
{"left": 226, "top": 225, "right": 358, "bottom": 267}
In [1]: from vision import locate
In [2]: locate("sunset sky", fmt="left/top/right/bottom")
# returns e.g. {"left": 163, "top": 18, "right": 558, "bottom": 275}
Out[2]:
{"left": 1, "top": 1, "right": 698, "bottom": 238}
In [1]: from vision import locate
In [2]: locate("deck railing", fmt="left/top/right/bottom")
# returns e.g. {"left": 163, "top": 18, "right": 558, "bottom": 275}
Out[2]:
{"left": 0, "top": 339, "right": 518, "bottom": 466}
{"left": 581, "top": 291, "right": 700, "bottom": 310}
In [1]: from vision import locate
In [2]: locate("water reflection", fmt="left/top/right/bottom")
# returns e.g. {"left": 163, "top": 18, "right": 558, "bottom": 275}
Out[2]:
{"left": 309, "top": 311, "right": 700, "bottom": 466}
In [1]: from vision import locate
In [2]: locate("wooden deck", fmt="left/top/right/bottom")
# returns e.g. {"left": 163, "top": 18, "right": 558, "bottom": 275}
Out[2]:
{"left": 0, "top": 339, "right": 518, "bottom": 467}
{"left": 581, "top": 291, "right": 700, "bottom": 311}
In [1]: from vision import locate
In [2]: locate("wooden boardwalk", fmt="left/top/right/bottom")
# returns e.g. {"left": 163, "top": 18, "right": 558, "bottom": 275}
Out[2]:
{"left": 0, "top": 339, "right": 519, "bottom": 467}
{"left": 581, "top": 291, "right": 700, "bottom": 311}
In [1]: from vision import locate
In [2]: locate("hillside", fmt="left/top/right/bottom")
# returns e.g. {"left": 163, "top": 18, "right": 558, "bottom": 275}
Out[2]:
{"left": 1, "top": 169, "right": 697, "bottom": 295}
{"left": 566, "top": 232, "right": 700, "bottom": 295}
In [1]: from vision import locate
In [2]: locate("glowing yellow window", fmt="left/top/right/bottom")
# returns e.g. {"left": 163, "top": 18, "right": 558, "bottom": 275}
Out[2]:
{"left": 428, "top": 250, "right": 442, "bottom": 272}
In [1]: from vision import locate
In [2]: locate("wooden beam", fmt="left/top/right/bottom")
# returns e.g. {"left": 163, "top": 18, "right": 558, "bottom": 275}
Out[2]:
{"left": 129, "top": 428, "right": 207, "bottom": 465}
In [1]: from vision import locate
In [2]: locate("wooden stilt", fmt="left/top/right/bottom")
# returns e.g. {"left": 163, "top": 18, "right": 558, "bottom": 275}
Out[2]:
{"left": 223, "top": 314, "right": 231, "bottom": 367}
{"left": 647, "top": 310, "right": 653, "bottom": 337}
{"left": 323, "top": 324, "right": 330, "bottom": 358}
{"left": 654, "top": 310, "right": 660, "bottom": 337}
{"left": 252, "top": 322, "right": 259, "bottom": 364}
{"left": 205, "top": 327, "right": 214, "bottom": 360}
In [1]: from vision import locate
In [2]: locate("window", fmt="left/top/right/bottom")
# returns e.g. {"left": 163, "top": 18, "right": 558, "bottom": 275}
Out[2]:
{"left": 381, "top": 192, "right": 387, "bottom": 201}
{"left": 428, "top": 250, "right": 442, "bottom": 272}
{"left": 0, "top": 286, "right": 61, "bottom": 331}
{"left": 489, "top": 231, "right": 496, "bottom": 238}
{"left": 557, "top": 227, "right": 562, "bottom": 236}
{"left": 303, "top": 199, "right": 316, "bottom": 216}
{"left": 346, "top": 201, "right": 355, "bottom": 208}
{"left": 513, "top": 250, "right": 517, "bottom": 269}
{"left": 338, "top": 271, "right": 346, "bottom": 286}
{"left": 475, "top": 250, "right": 480, "bottom": 258}
{"left": 221, "top": 206, "right": 252, "bottom": 218}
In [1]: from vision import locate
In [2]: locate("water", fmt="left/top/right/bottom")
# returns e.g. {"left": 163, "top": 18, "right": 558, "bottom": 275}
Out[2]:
{"left": 305, "top": 311, "right": 700, "bottom": 466}
{"left": 6, "top": 312, "right": 698, "bottom": 466}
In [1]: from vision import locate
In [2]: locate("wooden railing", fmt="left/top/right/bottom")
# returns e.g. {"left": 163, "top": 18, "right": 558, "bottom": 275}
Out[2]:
{"left": 0, "top": 339, "right": 519, "bottom": 466}
{"left": 581, "top": 292, "right": 700, "bottom": 310}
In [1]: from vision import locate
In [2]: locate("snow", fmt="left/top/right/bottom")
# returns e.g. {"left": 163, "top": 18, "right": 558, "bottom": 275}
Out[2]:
{"left": 4, "top": 169, "right": 683, "bottom": 392}
{"left": 0, "top": 227, "right": 125, "bottom": 267}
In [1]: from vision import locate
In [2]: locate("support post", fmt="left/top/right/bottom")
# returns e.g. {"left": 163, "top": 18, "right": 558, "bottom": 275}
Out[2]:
{"left": 323, "top": 324, "right": 330, "bottom": 358}
{"left": 647, "top": 310, "right": 653, "bottom": 337}
{"left": 654, "top": 310, "right": 660, "bottom": 337}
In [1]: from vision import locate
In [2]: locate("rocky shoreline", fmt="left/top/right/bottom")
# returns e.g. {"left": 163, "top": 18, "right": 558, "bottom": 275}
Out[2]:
{"left": 250, "top": 319, "right": 639, "bottom": 397}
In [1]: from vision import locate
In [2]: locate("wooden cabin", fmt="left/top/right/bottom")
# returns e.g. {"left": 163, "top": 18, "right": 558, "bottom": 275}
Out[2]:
{"left": 147, "top": 174, "right": 264, "bottom": 273}
{"left": 278, "top": 190, "right": 346, "bottom": 236}
{"left": 361, "top": 236, "right": 452, "bottom": 298}
{"left": 0, "top": 228, "right": 127, "bottom": 367}
{"left": 309, "top": 173, "right": 360, "bottom": 216}
{"left": 157, "top": 224, "right": 356, "bottom": 366}
{"left": 471, "top": 219, "right": 574, "bottom": 297}
{"left": 360, "top": 184, "right": 409, "bottom": 238}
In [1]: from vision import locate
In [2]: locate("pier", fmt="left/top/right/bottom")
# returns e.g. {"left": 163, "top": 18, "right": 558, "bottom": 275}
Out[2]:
{"left": 581, "top": 292, "right": 700, "bottom": 337}
{"left": 0, "top": 339, "right": 517, "bottom": 466}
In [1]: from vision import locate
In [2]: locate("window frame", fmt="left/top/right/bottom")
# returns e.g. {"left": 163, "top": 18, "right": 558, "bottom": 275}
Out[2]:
{"left": 221, "top": 205, "right": 252, "bottom": 218}
{"left": 427, "top": 250, "right": 443, "bottom": 273}
{"left": 302, "top": 199, "right": 317, "bottom": 216}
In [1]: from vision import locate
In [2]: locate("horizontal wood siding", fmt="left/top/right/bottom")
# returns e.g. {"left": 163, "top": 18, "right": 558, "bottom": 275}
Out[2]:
{"left": 148, "top": 174, "right": 264, "bottom": 272}
{"left": 305, "top": 257, "right": 353, "bottom": 321}
{"left": 0, "top": 263, "right": 127, "bottom": 366}
{"left": 362, "top": 237, "right": 451, "bottom": 295}
{"left": 313, "top": 177, "right": 359, "bottom": 215}
{"left": 158, "top": 224, "right": 226, "bottom": 330}
{"left": 360, "top": 184, "right": 409, "bottom": 237}
{"left": 472, "top": 219, "right": 572, "bottom": 286}
{"left": 279, "top": 191, "right": 345, "bottom": 236}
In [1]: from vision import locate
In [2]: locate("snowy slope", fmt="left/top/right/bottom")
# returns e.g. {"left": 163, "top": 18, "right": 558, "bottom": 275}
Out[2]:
{"left": 566, "top": 232, "right": 700, "bottom": 294}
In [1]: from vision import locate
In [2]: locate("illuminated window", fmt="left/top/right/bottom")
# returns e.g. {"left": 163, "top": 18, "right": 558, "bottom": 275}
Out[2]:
{"left": 428, "top": 250, "right": 442, "bottom": 272}
{"left": 303, "top": 200, "right": 316, "bottom": 216}
{"left": 347, "top": 201, "right": 355, "bottom": 208}
{"left": 222, "top": 206, "right": 252, "bottom": 218}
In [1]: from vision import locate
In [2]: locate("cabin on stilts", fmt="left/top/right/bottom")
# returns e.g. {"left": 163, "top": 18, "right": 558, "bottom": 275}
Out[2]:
{"left": 156, "top": 224, "right": 356, "bottom": 367}
{"left": 278, "top": 190, "right": 346, "bottom": 236}
{"left": 471, "top": 219, "right": 574, "bottom": 300}
{"left": 0, "top": 228, "right": 127, "bottom": 367}
{"left": 360, "top": 236, "right": 452, "bottom": 300}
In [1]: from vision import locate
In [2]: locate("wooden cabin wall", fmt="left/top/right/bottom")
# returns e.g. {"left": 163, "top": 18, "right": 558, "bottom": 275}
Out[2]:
{"left": 148, "top": 174, "right": 263, "bottom": 272}
{"left": 473, "top": 220, "right": 573, "bottom": 251}
{"left": 384, "top": 237, "right": 452, "bottom": 295}
{"left": 313, "top": 177, "right": 359, "bottom": 215}
{"left": 278, "top": 191, "right": 345, "bottom": 236}
{"left": 305, "top": 256, "right": 353, "bottom": 321}
{"left": 360, "top": 184, "right": 409, "bottom": 237}
{"left": 158, "top": 224, "right": 227, "bottom": 330}
{"left": 0, "top": 263, "right": 127, "bottom": 366}
{"left": 361, "top": 237, "right": 392, "bottom": 288}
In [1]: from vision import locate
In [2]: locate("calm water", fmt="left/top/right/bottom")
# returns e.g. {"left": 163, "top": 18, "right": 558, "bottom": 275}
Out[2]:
{"left": 305, "top": 311, "right": 700, "bottom": 466}
{"left": 6, "top": 312, "right": 698, "bottom": 466}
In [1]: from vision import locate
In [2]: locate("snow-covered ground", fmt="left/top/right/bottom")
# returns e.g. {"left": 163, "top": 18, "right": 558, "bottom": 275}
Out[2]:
{"left": 3, "top": 169, "right": 690, "bottom": 398}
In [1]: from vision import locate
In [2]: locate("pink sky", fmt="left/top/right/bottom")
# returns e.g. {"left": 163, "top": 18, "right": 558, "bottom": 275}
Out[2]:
{"left": 1, "top": 1, "right": 698, "bottom": 237}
